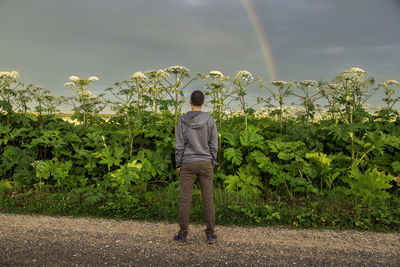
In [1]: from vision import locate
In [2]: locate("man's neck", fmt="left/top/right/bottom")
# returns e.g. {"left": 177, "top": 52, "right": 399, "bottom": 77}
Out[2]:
{"left": 191, "top": 106, "right": 202, "bottom": 111}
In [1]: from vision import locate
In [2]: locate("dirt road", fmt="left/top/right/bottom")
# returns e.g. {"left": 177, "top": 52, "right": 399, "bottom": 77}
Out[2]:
{"left": 0, "top": 213, "right": 399, "bottom": 266}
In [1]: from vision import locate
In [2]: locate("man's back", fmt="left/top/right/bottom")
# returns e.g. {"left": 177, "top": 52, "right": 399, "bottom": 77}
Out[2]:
{"left": 175, "top": 110, "right": 218, "bottom": 168}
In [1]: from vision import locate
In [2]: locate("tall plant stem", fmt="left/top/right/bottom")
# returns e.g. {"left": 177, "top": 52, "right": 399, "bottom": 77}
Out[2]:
{"left": 218, "top": 133, "right": 222, "bottom": 163}
{"left": 279, "top": 101, "right": 283, "bottom": 135}
{"left": 83, "top": 99, "right": 87, "bottom": 127}
{"left": 240, "top": 92, "right": 247, "bottom": 130}
{"left": 128, "top": 115, "right": 133, "bottom": 159}
{"left": 346, "top": 81, "right": 355, "bottom": 163}
{"left": 6, "top": 94, "right": 11, "bottom": 126}
{"left": 174, "top": 89, "right": 178, "bottom": 132}
{"left": 218, "top": 109, "right": 222, "bottom": 130}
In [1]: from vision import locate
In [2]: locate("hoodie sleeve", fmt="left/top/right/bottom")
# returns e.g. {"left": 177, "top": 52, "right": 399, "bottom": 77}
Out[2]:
{"left": 208, "top": 117, "right": 218, "bottom": 166}
{"left": 175, "top": 117, "right": 185, "bottom": 168}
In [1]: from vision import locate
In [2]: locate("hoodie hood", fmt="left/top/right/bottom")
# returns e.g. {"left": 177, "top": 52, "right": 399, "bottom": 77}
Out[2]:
{"left": 181, "top": 111, "right": 211, "bottom": 129}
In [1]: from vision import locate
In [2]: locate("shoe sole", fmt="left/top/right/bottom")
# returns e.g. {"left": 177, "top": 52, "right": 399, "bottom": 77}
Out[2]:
{"left": 173, "top": 239, "right": 187, "bottom": 245}
{"left": 207, "top": 239, "right": 216, "bottom": 244}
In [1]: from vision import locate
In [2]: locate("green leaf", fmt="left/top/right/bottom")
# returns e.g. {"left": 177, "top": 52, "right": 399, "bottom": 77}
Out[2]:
{"left": 392, "top": 161, "right": 400, "bottom": 174}
{"left": 239, "top": 130, "right": 264, "bottom": 148}
{"left": 94, "top": 145, "right": 124, "bottom": 169}
{"left": 224, "top": 147, "right": 243, "bottom": 165}
{"left": 342, "top": 163, "right": 394, "bottom": 207}
{"left": 224, "top": 167, "right": 262, "bottom": 196}
{"left": 248, "top": 150, "right": 270, "bottom": 170}
{"left": 223, "top": 132, "right": 240, "bottom": 147}
{"left": 306, "top": 152, "right": 332, "bottom": 167}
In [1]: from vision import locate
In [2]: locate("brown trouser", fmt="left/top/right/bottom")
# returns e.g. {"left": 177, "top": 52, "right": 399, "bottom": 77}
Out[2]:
{"left": 178, "top": 161, "right": 215, "bottom": 237}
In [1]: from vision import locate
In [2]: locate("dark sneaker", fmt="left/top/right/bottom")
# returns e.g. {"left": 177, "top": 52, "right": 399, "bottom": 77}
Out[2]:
{"left": 206, "top": 234, "right": 217, "bottom": 244}
{"left": 173, "top": 234, "right": 187, "bottom": 245}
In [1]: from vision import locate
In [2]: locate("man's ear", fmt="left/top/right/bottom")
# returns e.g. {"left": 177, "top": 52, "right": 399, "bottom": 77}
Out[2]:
{"left": 189, "top": 99, "right": 192, "bottom": 105}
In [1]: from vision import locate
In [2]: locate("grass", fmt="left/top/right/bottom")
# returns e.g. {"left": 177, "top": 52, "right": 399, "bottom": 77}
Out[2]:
{"left": 1, "top": 183, "right": 399, "bottom": 232}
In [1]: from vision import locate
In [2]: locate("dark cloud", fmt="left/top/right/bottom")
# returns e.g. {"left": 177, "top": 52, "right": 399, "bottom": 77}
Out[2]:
{"left": 0, "top": 0, "right": 399, "bottom": 110}
{"left": 262, "top": 0, "right": 399, "bottom": 79}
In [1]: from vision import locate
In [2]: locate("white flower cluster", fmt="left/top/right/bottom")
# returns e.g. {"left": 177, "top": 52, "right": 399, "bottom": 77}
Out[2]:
{"left": 0, "top": 71, "right": 19, "bottom": 79}
{"left": 88, "top": 76, "right": 99, "bottom": 81}
{"left": 64, "top": 82, "right": 75, "bottom": 87}
{"left": 234, "top": 70, "right": 253, "bottom": 82}
{"left": 255, "top": 107, "right": 275, "bottom": 118}
{"left": 271, "top": 80, "right": 287, "bottom": 86}
{"left": 68, "top": 75, "right": 80, "bottom": 81}
{"left": 62, "top": 117, "right": 81, "bottom": 125}
{"left": 65, "top": 75, "right": 98, "bottom": 85}
{"left": 43, "top": 93, "right": 55, "bottom": 99}
{"left": 338, "top": 67, "right": 367, "bottom": 80}
{"left": 295, "top": 106, "right": 307, "bottom": 112}
{"left": 79, "top": 90, "right": 97, "bottom": 99}
{"left": 145, "top": 70, "right": 170, "bottom": 79}
{"left": 300, "top": 80, "right": 317, "bottom": 87}
{"left": 344, "top": 67, "right": 367, "bottom": 74}
{"left": 156, "top": 70, "right": 170, "bottom": 79}
{"left": 231, "top": 110, "right": 245, "bottom": 116}
{"left": 208, "top": 70, "right": 224, "bottom": 78}
{"left": 31, "top": 160, "right": 45, "bottom": 169}
{"left": 379, "top": 80, "right": 400, "bottom": 87}
{"left": 130, "top": 71, "right": 147, "bottom": 81}
{"left": 363, "top": 103, "right": 381, "bottom": 114}
{"left": 255, "top": 106, "right": 303, "bottom": 118}
{"left": 118, "top": 102, "right": 130, "bottom": 108}
{"left": 145, "top": 70, "right": 157, "bottom": 77}
{"left": 328, "top": 83, "right": 340, "bottom": 89}
{"left": 165, "top": 65, "right": 190, "bottom": 76}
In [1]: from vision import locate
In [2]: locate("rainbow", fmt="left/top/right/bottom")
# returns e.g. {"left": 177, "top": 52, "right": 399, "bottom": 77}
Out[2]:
{"left": 240, "top": 0, "right": 278, "bottom": 81}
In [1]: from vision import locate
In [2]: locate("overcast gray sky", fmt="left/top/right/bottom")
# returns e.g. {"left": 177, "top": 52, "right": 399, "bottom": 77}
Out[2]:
{"left": 1, "top": 0, "right": 399, "bottom": 110}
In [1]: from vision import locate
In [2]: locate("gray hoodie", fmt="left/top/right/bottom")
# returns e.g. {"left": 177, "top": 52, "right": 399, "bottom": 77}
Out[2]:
{"left": 175, "top": 111, "right": 218, "bottom": 168}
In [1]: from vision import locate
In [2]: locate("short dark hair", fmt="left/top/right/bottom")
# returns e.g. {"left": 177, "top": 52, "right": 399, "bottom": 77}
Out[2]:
{"left": 190, "top": 90, "right": 204, "bottom": 107}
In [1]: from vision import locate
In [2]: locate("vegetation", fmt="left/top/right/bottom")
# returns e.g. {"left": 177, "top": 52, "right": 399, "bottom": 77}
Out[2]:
{"left": 0, "top": 67, "right": 399, "bottom": 231}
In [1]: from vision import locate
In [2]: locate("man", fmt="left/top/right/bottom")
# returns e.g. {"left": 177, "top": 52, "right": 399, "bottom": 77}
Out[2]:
{"left": 174, "top": 90, "right": 218, "bottom": 245}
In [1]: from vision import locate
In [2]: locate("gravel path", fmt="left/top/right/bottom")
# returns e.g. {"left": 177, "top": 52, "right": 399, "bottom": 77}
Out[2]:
{"left": 0, "top": 213, "right": 399, "bottom": 266}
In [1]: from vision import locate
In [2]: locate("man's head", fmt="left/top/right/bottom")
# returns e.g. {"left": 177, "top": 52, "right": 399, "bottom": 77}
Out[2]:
{"left": 190, "top": 90, "right": 204, "bottom": 107}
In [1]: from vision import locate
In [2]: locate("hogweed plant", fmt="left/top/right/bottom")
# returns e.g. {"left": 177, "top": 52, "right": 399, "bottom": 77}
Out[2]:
{"left": 259, "top": 80, "right": 293, "bottom": 135}
{"left": 28, "top": 84, "right": 62, "bottom": 116}
{"left": 162, "top": 65, "right": 199, "bottom": 130}
{"left": 29, "top": 84, "right": 47, "bottom": 116}
{"left": 333, "top": 67, "right": 376, "bottom": 162}
{"left": 28, "top": 84, "right": 62, "bottom": 126}
{"left": 292, "top": 80, "right": 322, "bottom": 141}
{"left": 377, "top": 79, "right": 400, "bottom": 121}
{"left": 203, "top": 70, "right": 232, "bottom": 164}
{"left": 64, "top": 75, "right": 100, "bottom": 126}
{"left": 233, "top": 70, "right": 259, "bottom": 130}
{"left": 106, "top": 75, "right": 144, "bottom": 113}
{"left": 14, "top": 86, "right": 31, "bottom": 114}
{"left": 334, "top": 67, "right": 376, "bottom": 123}
{"left": 203, "top": 70, "right": 232, "bottom": 130}
{"left": 130, "top": 72, "right": 150, "bottom": 116}
{"left": 319, "top": 83, "right": 342, "bottom": 120}
{"left": 145, "top": 69, "right": 170, "bottom": 113}
{"left": 106, "top": 72, "right": 153, "bottom": 158}
{"left": 0, "top": 71, "right": 21, "bottom": 125}
{"left": 293, "top": 80, "right": 319, "bottom": 122}
{"left": 41, "top": 93, "right": 66, "bottom": 115}
{"left": 204, "top": 70, "right": 224, "bottom": 112}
